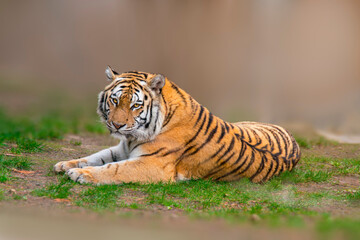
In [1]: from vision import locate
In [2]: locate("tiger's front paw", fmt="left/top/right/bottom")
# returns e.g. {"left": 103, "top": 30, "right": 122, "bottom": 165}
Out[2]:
{"left": 66, "top": 167, "right": 98, "bottom": 184}
{"left": 54, "top": 159, "right": 88, "bottom": 173}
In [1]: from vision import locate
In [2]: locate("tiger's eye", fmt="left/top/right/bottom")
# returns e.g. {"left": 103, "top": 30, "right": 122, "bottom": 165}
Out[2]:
{"left": 113, "top": 99, "right": 118, "bottom": 104}
{"left": 133, "top": 103, "right": 140, "bottom": 108}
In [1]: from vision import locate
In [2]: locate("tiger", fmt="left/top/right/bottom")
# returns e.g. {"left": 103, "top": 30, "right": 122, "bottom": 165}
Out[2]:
{"left": 54, "top": 66, "right": 301, "bottom": 184}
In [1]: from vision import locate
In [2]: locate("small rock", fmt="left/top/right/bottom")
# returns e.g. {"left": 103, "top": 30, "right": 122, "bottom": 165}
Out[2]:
{"left": 8, "top": 189, "right": 16, "bottom": 194}
{"left": 170, "top": 214, "right": 178, "bottom": 219}
{"left": 250, "top": 214, "right": 261, "bottom": 222}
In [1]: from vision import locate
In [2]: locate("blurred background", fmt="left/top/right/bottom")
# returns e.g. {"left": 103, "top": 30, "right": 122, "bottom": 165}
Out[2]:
{"left": 0, "top": 0, "right": 360, "bottom": 137}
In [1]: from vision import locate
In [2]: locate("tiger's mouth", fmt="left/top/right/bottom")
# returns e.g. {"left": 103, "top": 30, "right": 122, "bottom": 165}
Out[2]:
{"left": 110, "top": 129, "right": 138, "bottom": 140}
{"left": 108, "top": 125, "right": 137, "bottom": 135}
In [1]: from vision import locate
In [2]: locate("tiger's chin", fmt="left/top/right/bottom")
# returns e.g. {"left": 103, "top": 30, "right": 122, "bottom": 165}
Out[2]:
{"left": 110, "top": 129, "right": 156, "bottom": 142}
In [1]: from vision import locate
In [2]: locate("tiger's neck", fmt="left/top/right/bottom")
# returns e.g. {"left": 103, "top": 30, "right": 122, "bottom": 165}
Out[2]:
{"left": 159, "top": 79, "right": 236, "bottom": 135}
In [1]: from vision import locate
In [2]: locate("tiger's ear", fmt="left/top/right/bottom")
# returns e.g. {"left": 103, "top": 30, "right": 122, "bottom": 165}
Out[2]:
{"left": 149, "top": 74, "right": 165, "bottom": 94}
{"left": 105, "top": 66, "right": 119, "bottom": 81}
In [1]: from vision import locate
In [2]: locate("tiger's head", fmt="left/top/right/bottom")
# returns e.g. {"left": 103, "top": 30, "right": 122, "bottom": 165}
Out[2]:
{"left": 97, "top": 66, "right": 166, "bottom": 141}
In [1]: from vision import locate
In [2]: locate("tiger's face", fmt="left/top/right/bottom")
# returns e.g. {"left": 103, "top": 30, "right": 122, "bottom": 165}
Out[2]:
{"left": 97, "top": 67, "right": 166, "bottom": 141}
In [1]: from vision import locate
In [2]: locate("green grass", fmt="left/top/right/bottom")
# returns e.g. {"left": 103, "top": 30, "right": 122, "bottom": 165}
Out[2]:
{"left": 276, "top": 169, "right": 331, "bottom": 183}
{"left": 312, "top": 136, "right": 339, "bottom": 147}
{"left": 70, "top": 139, "right": 82, "bottom": 146}
{"left": 346, "top": 189, "right": 360, "bottom": 201}
{"left": 301, "top": 156, "right": 360, "bottom": 176}
{"left": 11, "top": 138, "right": 44, "bottom": 153}
{"left": 295, "top": 135, "right": 339, "bottom": 149}
{"left": 85, "top": 121, "right": 107, "bottom": 134}
{"left": 31, "top": 176, "right": 75, "bottom": 199}
{"left": 0, "top": 108, "right": 107, "bottom": 147}
{"left": 295, "top": 136, "right": 312, "bottom": 149}
{"left": 0, "top": 189, "right": 5, "bottom": 201}
{"left": 0, "top": 154, "right": 32, "bottom": 182}
{"left": 29, "top": 153, "right": 359, "bottom": 224}
{"left": 76, "top": 184, "right": 124, "bottom": 210}
{"left": 31, "top": 177, "right": 325, "bottom": 225}
{"left": 0, "top": 109, "right": 69, "bottom": 143}
{"left": 0, "top": 108, "right": 109, "bottom": 181}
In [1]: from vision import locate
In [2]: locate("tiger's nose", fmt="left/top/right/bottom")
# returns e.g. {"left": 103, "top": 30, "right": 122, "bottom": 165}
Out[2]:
{"left": 112, "top": 122, "right": 126, "bottom": 129}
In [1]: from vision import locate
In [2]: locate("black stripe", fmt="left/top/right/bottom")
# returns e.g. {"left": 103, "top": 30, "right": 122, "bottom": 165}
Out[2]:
{"left": 225, "top": 122, "right": 230, "bottom": 133}
{"left": 249, "top": 154, "right": 266, "bottom": 181}
{"left": 192, "top": 102, "right": 199, "bottom": 118}
{"left": 258, "top": 128, "right": 274, "bottom": 151}
{"left": 97, "top": 91, "right": 108, "bottom": 120}
{"left": 161, "top": 92, "right": 167, "bottom": 112}
{"left": 270, "top": 154, "right": 280, "bottom": 176}
{"left": 185, "top": 110, "right": 208, "bottom": 146}
{"left": 200, "top": 144, "right": 225, "bottom": 164}
{"left": 176, "top": 145, "right": 196, "bottom": 162}
{"left": 214, "top": 152, "right": 238, "bottom": 180}
{"left": 267, "top": 128, "right": 282, "bottom": 156}
{"left": 204, "top": 113, "right": 214, "bottom": 135}
{"left": 279, "top": 164, "right": 284, "bottom": 174}
{"left": 143, "top": 101, "right": 151, "bottom": 128}
{"left": 250, "top": 128, "right": 262, "bottom": 146}
{"left": 153, "top": 107, "right": 160, "bottom": 133}
{"left": 124, "top": 73, "right": 143, "bottom": 78}
{"left": 217, "top": 123, "right": 226, "bottom": 143}
{"left": 170, "top": 82, "right": 187, "bottom": 106}
{"left": 287, "top": 135, "right": 297, "bottom": 161}
{"left": 237, "top": 125, "right": 244, "bottom": 137}
{"left": 132, "top": 81, "right": 146, "bottom": 91}
{"left": 162, "top": 147, "right": 182, "bottom": 157}
{"left": 244, "top": 128, "right": 252, "bottom": 143}
{"left": 235, "top": 150, "right": 255, "bottom": 176}
{"left": 215, "top": 144, "right": 248, "bottom": 180}
{"left": 273, "top": 126, "right": 289, "bottom": 158}
{"left": 187, "top": 123, "right": 219, "bottom": 157}
{"left": 140, "top": 147, "right": 165, "bottom": 157}
{"left": 189, "top": 97, "right": 197, "bottom": 117}
{"left": 204, "top": 137, "right": 237, "bottom": 178}
{"left": 136, "top": 72, "right": 148, "bottom": 79}
{"left": 194, "top": 106, "right": 205, "bottom": 127}
{"left": 261, "top": 160, "right": 274, "bottom": 182}
{"left": 216, "top": 137, "right": 236, "bottom": 163}
{"left": 124, "top": 71, "right": 148, "bottom": 80}
{"left": 204, "top": 152, "right": 236, "bottom": 179}
{"left": 100, "top": 158, "right": 105, "bottom": 165}
{"left": 162, "top": 105, "right": 178, "bottom": 128}
{"left": 217, "top": 151, "right": 235, "bottom": 168}
{"left": 109, "top": 149, "right": 117, "bottom": 162}
{"left": 131, "top": 142, "right": 146, "bottom": 151}
{"left": 145, "top": 99, "right": 153, "bottom": 128}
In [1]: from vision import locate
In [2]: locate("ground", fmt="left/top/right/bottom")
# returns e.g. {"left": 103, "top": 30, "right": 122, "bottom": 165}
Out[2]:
{"left": 0, "top": 111, "right": 360, "bottom": 240}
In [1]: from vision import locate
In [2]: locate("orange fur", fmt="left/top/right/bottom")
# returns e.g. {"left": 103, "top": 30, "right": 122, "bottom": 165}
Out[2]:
{"left": 54, "top": 69, "right": 301, "bottom": 184}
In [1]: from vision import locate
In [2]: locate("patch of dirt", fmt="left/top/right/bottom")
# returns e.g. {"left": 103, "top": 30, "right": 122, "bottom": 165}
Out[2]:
{"left": 302, "top": 144, "right": 360, "bottom": 160}
{"left": 297, "top": 176, "right": 360, "bottom": 193}
{"left": 0, "top": 133, "right": 120, "bottom": 211}
{"left": 1, "top": 133, "right": 360, "bottom": 240}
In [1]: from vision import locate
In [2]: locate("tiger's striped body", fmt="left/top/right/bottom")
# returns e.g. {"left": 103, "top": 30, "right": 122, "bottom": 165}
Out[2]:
{"left": 54, "top": 67, "right": 300, "bottom": 184}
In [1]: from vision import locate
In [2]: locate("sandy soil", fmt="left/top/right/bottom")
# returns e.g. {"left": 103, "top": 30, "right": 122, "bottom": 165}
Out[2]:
{"left": 0, "top": 133, "right": 359, "bottom": 240}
